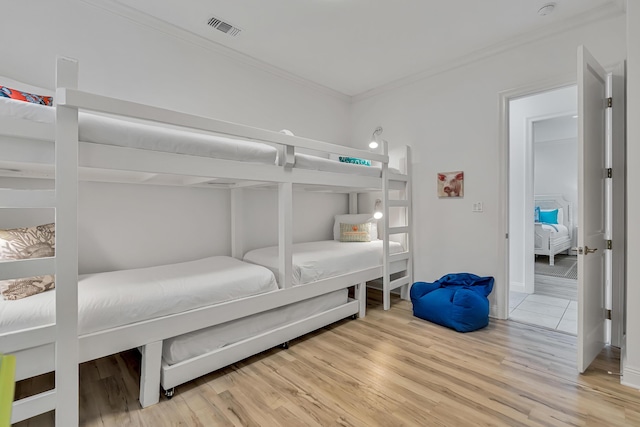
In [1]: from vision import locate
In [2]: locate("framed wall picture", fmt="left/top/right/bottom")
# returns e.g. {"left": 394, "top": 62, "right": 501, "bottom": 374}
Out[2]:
{"left": 437, "top": 171, "right": 464, "bottom": 198}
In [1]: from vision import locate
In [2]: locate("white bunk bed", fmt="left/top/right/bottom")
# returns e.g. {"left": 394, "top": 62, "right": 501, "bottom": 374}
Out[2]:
{"left": 534, "top": 194, "right": 573, "bottom": 266}
{"left": 0, "top": 57, "right": 413, "bottom": 425}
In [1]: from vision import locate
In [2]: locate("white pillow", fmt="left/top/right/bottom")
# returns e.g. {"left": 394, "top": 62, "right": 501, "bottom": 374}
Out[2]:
{"left": 333, "top": 214, "right": 378, "bottom": 241}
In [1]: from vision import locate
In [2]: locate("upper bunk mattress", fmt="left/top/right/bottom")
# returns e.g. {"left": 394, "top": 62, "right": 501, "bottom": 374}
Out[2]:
{"left": 243, "top": 240, "right": 404, "bottom": 286}
{"left": 0, "top": 256, "right": 278, "bottom": 335}
{"left": 0, "top": 97, "right": 278, "bottom": 164}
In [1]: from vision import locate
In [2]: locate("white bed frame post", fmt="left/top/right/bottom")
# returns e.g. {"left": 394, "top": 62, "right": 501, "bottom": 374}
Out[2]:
{"left": 348, "top": 192, "right": 358, "bottom": 214}
{"left": 279, "top": 180, "right": 293, "bottom": 289}
{"left": 401, "top": 146, "right": 413, "bottom": 301}
{"left": 55, "top": 56, "right": 80, "bottom": 426}
{"left": 348, "top": 192, "right": 367, "bottom": 317}
{"left": 231, "top": 188, "right": 244, "bottom": 259}
{"left": 382, "top": 141, "right": 391, "bottom": 310}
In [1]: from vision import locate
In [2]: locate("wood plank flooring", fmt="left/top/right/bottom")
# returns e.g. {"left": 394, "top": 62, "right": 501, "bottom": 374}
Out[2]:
{"left": 14, "top": 290, "right": 640, "bottom": 426}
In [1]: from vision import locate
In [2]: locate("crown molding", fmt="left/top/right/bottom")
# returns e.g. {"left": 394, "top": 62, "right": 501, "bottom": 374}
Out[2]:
{"left": 80, "top": 0, "right": 351, "bottom": 102}
{"left": 352, "top": 1, "right": 626, "bottom": 103}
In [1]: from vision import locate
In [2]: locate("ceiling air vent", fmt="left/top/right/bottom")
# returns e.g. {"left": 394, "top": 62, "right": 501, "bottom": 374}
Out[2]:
{"left": 206, "top": 16, "right": 242, "bottom": 37}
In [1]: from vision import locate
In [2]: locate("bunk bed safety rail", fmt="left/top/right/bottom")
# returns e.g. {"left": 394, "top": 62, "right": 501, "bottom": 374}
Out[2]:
{"left": 56, "top": 88, "right": 388, "bottom": 164}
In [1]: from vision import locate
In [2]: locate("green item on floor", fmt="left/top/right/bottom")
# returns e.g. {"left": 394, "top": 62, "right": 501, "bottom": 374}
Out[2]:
{"left": 0, "top": 353, "right": 16, "bottom": 427}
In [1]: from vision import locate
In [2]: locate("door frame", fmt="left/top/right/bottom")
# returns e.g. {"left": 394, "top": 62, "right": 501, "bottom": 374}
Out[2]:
{"left": 498, "top": 70, "right": 625, "bottom": 349}
{"left": 498, "top": 75, "right": 576, "bottom": 320}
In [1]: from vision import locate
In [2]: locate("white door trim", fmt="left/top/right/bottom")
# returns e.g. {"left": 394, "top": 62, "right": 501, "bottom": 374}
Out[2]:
{"left": 497, "top": 75, "right": 577, "bottom": 320}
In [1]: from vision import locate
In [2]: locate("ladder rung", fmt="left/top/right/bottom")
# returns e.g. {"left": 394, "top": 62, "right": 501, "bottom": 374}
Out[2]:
{"left": 389, "top": 252, "right": 410, "bottom": 262}
{"left": 388, "top": 200, "right": 409, "bottom": 208}
{"left": 390, "top": 275, "right": 411, "bottom": 290}
{"left": 387, "top": 172, "right": 408, "bottom": 182}
{"left": 0, "top": 258, "right": 55, "bottom": 281}
{"left": 1, "top": 324, "right": 56, "bottom": 354}
{"left": 0, "top": 189, "right": 56, "bottom": 208}
{"left": 11, "top": 390, "right": 56, "bottom": 424}
{"left": 388, "top": 226, "right": 409, "bottom": 235}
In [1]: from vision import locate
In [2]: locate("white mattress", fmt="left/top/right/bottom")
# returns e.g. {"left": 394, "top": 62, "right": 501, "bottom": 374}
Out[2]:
{"left": 163, "top": 288, "right": 347, "bottom": 365}
{"left": 295, "top": 153, "right": 400, "bottom": 178}
{"left": 0, "top": 256, "right": 278, "bottom": 335}
{"left": 243, "top": 240, "right": 405, "bottom": 286}
{"left": 0, "top": 97, "right": 278, "bottom": 164}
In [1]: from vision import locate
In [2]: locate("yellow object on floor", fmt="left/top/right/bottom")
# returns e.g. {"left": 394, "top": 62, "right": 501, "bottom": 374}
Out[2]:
{"left": 0, "top": 353, "right": 16, "bottom": 427}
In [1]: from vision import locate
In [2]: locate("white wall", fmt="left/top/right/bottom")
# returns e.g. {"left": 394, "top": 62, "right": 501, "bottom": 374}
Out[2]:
{"left": 0, "top": 0, "right": 352, "bottom": 273}
{"left": 350, "top": 15, "right": 626, "bottom": 317}
{"left": 623, "top": 1, "right": 640, "bottom": 389}
{"left": 509, "top": 87, "right": 577, "bottom": 294}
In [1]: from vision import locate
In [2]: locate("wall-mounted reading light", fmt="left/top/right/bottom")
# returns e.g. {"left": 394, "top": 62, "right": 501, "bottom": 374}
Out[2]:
{"left": 373, "top": 198, "right": 383, "bottom": 219}
{"left": 280, "top": 129, "right": 295, "bottom": 136}
{"left": 369, "top": 126, "right": 383, "bottom": 149}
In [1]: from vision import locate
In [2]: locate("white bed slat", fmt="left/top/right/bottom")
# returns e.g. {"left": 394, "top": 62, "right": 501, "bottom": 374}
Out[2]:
{"left": 11, "top": 390, "right": 56, "bottom": 424}
{"left": 388, "top": 199, "right": 409, "bottom": 208}
{"left": 387, "top": 171, "right": 409, "bottom": 182}
{"left": 0, "top": 189, "right": 56, "bottom": 208}
{"left": 12, "top": 344, "right": 55, "bottom": 382}
{"left": 0, "top": 324, "right": 55, "bottom": 354}
{"left": 0, "top": 257, "right": 55, "bottom": 281}
{"left": 390, "top": 275, "right": 411, "bottom": 291}
{"left": 57, "top": 88, "right": 388, "bottom": 163}
{"left": 388, "top": 226, "right": 410, "bottom": 235}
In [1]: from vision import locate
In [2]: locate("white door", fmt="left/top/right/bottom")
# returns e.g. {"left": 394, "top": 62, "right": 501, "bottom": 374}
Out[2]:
{"left": 577, "top": 46, "right": 607, "bottom": 373}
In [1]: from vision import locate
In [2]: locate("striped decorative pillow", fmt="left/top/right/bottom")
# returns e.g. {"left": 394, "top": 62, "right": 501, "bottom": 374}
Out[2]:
{"left": 339, "top": 222, "right": 371, "bottom": 242}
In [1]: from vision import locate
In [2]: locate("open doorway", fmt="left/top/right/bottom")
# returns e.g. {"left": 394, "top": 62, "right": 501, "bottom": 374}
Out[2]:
{"left": 507, "top": 85, "right": 578, "bottom": 334}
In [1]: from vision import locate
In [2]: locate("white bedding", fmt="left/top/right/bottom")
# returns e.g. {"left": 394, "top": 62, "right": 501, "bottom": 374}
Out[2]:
{"left": 243, "top": 240, "right": 404, "bottom": 286}
{"left": 0, "top": 97, "right": 278, "bottom": 164}
{"left": 0, "top": 256, "right": 278, "bottom": 335}
{"left": 295, "top": 153, "right": 399, "bottom": 177}
{"left": 538, "top": 223, "right": 569, "bottom": 236}
{"left": 163, "top": 288, "right": 347, "bottom": 365}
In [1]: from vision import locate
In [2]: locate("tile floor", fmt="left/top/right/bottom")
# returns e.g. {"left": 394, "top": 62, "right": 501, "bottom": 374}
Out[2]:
{"left": 509, "top": 291, "right": 577, "bottom": 334}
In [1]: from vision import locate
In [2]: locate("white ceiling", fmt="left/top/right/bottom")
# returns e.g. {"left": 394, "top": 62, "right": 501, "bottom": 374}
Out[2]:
{"left": 112, "top": 0, "right": 625, "bottom": 97}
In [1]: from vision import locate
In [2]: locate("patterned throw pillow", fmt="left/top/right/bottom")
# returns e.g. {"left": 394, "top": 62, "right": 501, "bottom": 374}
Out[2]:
{"left": 0, "top": 85, "right": 53, "bottom": 106}
{"left": 339, "top": 222, "right": 371, "bottom": 242}
{"left": 338, "top": 157, "right": 371, "bottom": 166}
{"left": 0, "top": 223, "right": 56, "bottom": 300}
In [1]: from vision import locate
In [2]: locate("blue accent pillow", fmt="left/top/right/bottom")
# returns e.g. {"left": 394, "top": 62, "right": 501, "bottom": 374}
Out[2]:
{"left": 410, "top": 273, "right": 494, "bottom": 333}
{"left": 539, "top": 209, "right": 558, "bottom": 224}
{"left": 534, "top": 206, "right": 540, "bottom": 222}
{"left": 338, "top": 157, "right": 371, "bottom": 166}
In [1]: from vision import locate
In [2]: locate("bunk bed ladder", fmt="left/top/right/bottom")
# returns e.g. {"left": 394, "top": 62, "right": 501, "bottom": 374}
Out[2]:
{"left": 0, "top": 57, "right": 80, "bottom": 426}
{"left": 382, "top": 144, "right": 413, "bottom": 310}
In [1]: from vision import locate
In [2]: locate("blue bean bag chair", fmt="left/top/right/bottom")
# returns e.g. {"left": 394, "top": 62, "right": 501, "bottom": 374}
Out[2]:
{"left": 410, "top": 273, "right": 494, "bottom": 332}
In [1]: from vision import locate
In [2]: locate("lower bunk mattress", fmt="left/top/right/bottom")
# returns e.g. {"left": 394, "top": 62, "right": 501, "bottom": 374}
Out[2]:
{"left": 243, "top": 239, "right": 405, "bottom": 285}
{"left": 0, "top": 256, "right": 278, "bottom": 336}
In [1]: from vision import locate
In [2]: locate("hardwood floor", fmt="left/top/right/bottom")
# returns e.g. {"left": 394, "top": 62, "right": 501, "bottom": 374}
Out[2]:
{"left": 14, "top": 290, "right": 640, "bottom": 426}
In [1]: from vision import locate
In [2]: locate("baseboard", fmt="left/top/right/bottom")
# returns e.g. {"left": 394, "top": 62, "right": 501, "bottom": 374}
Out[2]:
{"left": 622, "top": 364, "right": 640, "bottom": 390}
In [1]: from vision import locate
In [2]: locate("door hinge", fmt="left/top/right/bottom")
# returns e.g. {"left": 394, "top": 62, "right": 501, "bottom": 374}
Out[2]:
{"left": 607, "top": 240, "right": 612, "bottom": 250}
{"left": 607, "top": 168, "right": 612, "bottom": 179}
{"left": 606, "top": 309, "right": 612, "bottom": 320}
{"left": 607, "top": 97, "right": 613, "bottom": 108}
